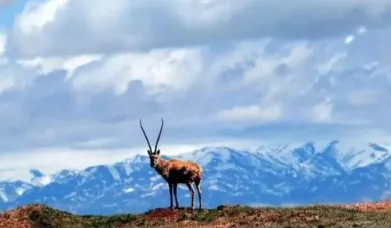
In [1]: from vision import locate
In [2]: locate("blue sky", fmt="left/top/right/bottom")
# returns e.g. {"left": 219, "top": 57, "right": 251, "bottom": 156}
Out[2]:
{"left": 0, "top": 0, "right": 391, "bottom": 180}
{"left": 0, "top": 0, "right": 27, "bottom": 27}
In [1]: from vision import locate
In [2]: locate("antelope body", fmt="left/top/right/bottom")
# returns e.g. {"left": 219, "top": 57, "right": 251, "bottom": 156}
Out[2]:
{"left": 139, "top": 119, "right": 203, "bottom": 210}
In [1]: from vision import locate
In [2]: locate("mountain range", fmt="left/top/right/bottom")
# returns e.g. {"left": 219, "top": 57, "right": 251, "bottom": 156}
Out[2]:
{"left": 0, "top": 140, "right": 391, "bottom": 215}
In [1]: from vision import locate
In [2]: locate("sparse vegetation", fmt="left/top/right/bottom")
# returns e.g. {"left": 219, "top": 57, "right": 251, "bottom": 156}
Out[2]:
{"left": 1, "top": 202, "right": 391, "bottom": 227}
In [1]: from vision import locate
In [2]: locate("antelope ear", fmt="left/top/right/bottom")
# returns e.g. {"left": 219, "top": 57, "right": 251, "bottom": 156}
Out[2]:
{"left": 156, "top": 149, "right": 160, "bottom": 155}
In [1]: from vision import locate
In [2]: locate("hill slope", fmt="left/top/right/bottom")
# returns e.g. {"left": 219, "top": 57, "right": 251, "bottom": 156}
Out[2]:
{"left": 1, "top": 202, "right": 391, "bottom": 228}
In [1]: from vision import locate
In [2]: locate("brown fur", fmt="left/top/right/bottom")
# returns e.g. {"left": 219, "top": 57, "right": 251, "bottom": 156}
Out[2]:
{"left": 140, "top": 119, "right": 203, "bottom": 210}
{"left": 151, "top": 154, "right": 203, "bottom": 209}
{"left": 153, "top": 158, "right": 202, "bottom": 183}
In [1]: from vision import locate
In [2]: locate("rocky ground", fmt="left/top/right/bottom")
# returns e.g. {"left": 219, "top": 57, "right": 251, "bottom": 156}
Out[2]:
{"left": 1, "top": 202, "right": 391, "bottom": 227}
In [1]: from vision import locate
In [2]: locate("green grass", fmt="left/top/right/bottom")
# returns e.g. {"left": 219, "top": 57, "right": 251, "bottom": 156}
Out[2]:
{"left": 10, "top": 203, "right": 391, "bottom": 228}
{"left": 27, "top": 206, "right": 141, "bottom": 228}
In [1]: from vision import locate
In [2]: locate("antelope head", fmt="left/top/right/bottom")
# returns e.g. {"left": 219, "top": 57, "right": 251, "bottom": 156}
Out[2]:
{"left": 139, "top": 118, "right": 164, "bottom": 168}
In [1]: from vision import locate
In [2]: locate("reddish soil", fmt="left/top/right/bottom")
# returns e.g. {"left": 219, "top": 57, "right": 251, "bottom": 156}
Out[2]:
{"left": 0, "top": 204, "right": 44, "bottom": 228}
{"left": 145, "top": 208, "right": 182, "bottom": 222}
{"left": 145, "top": 208, "right": 195, "bottom": 222}
{"left": 341, "top": 201, "right": 391, "bottom": 212}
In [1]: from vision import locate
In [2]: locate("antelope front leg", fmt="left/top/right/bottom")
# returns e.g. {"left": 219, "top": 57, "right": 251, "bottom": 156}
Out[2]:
{"left": 169, "top": 184, "right": 174, "bottom": 209}
{"left": 195, "top": 180, "right": 202, "bottom": 210}
{"left": 173, "top": 183, "right": 179, "bottom": 209}
{"left": 186, "top": 183, "right": 195, "bottom": 210}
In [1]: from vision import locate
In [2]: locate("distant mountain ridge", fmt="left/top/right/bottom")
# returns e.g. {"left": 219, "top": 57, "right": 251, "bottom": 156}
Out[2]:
{"left": 0, "top": 140, "right": 391, "bottom": 215}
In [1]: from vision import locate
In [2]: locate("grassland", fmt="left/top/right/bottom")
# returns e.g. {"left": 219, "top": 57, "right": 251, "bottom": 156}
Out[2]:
{"left": 1, "top": 202, "right": 391, "bottom": 228}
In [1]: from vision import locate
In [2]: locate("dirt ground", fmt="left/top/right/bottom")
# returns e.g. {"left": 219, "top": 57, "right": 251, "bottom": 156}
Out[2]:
{"left": 1, "top": 201, "right": 391, "bottom": 228}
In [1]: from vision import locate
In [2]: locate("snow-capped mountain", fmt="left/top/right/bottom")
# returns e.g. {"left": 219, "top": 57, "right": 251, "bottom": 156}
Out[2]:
{"left": 0, "top": 181, "right": 33, "bottom": 204}
{"left": 0, "top": 140, "right": 391, "bottom": 215}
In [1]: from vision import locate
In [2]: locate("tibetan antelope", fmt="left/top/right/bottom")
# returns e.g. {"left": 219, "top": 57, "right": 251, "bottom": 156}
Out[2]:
{"left": 139, "top": 118, "right": 203, "bottom": 210}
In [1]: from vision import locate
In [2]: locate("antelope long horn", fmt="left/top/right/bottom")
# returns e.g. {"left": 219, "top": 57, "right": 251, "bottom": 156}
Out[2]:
{"left": 154, "top": 118, "right": 164, "bottom": 153}
{"left": 139, "top": 119, "right": 153, "bottom": 154}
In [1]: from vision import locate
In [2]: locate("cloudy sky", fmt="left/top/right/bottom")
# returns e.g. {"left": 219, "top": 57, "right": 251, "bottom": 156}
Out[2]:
{"left": 0, "top": 0, "right": 391, "bottom": 180}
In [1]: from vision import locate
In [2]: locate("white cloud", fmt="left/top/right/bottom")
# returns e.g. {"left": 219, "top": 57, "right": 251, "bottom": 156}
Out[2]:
{"left": 0, "top": 0, "right": 389, "bottom": 163}
{"left": 7, "top": 0, "right": 391, "bottom": 57}
{"left": 17, "top": 54, "right": 103, "bottom": 77}
{"left": 70, "top": 48, "right": 203, "bottom": 95}
{"left": 243, "top": 42, "right": 312, "bottom": 84}
{"left": 310, "top": 97, "right": 333, "bottom": 123}
{"left": 357, "top": 26, "right": 368, "bottom": 35}
{"left": 0, "top": 33, "right": 5, "bottom": 56}
{"left": 0, "top": 148, "right": 133, "bottom": 181}
{"left": 0, "top": 31, "right": 389, "bottom": 151}
{"left": 363, "top": 61, "right": 379, "bottom": 70}
{"left": 316, "top": 52, "right": 347, "bottom": 75}
{"left": 345, "top": 35, "right": 355, "bottom": 44}
{"left": 347, "top": 90, "right": 379, "bottom": 106}
{"left": 0, "top": 74, "right": 15, "bottom": 93}
{"left": 216, "top": 104, "right": 283, "bottom": 123}
{"left": 0, "top": 61, "right": 34, "bottom": 94}
{"left": 16, "top": 0, "right": 68, "bottom": 34}
{"left": 344, "top": 25, "right": 369, "bottom": 45}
